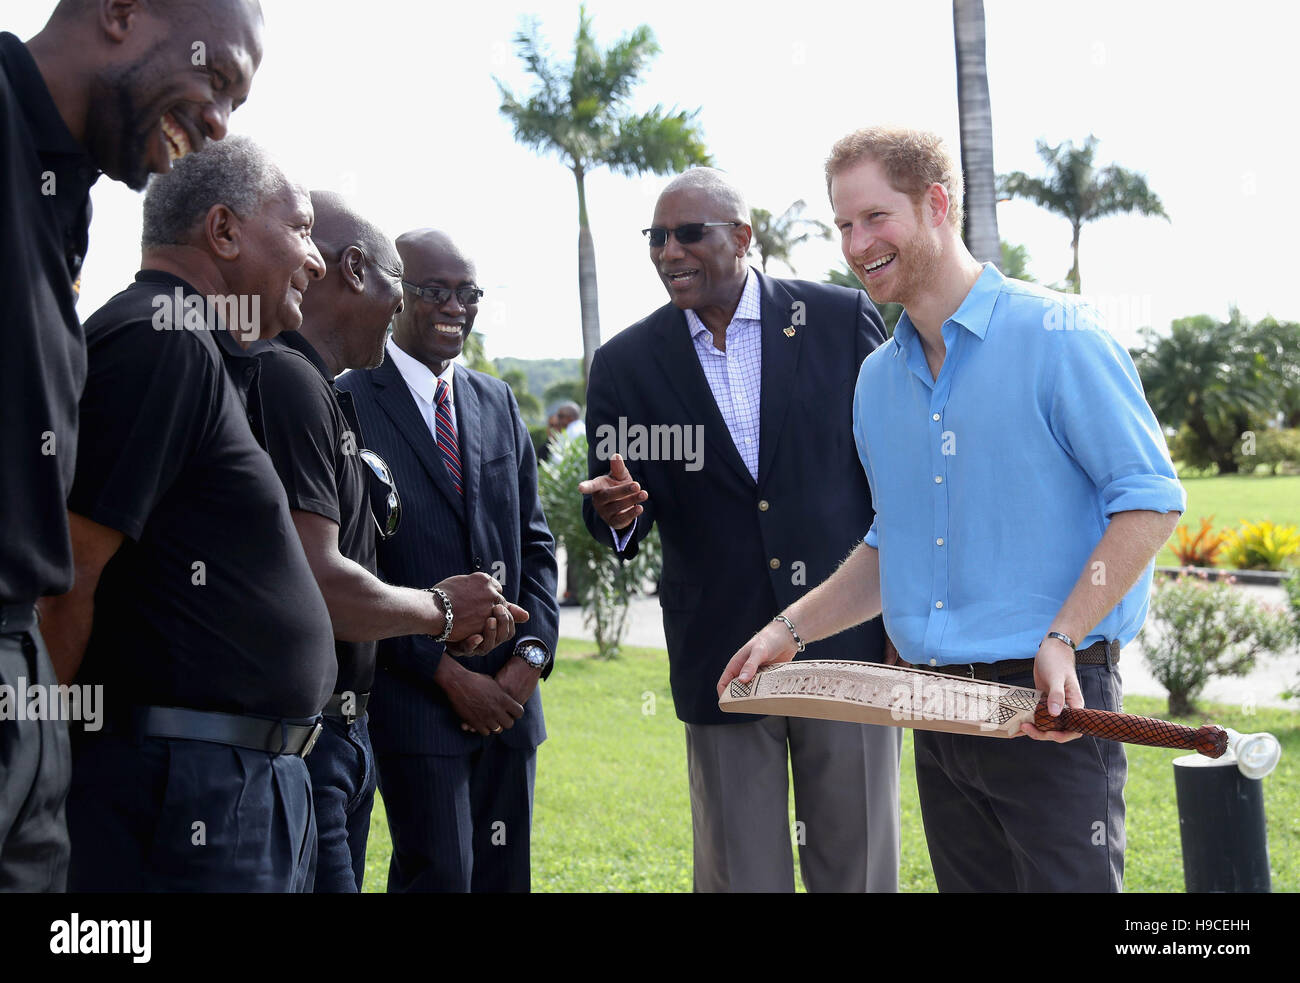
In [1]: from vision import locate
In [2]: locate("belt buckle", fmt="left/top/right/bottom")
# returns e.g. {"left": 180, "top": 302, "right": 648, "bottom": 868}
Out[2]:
{"left": 300, "top": 721, "right": 323, "bottom": 758}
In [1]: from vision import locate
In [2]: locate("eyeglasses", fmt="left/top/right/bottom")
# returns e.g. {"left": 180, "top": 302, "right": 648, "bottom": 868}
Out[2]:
{"left": 358, "top": 449, "right": 401, "bottom": 540}
{"left": 401, "top": 281, "right": 484, "bottom": 307}
{"left": 641, "top": 222, "right": 741, "bottom": 248}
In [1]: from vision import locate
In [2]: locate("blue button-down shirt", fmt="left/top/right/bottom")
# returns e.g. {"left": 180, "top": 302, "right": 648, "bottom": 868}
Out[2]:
{"left": 852, "top": 264, "right": 1185, "bottom": 666}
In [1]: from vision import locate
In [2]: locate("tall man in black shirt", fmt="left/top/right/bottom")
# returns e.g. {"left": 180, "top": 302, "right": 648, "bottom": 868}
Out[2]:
{"left": 2, "top": 0, "right": 263, "bottom": 891}
{"left": 255, "top": 192, "right": 527, "bottom": 892}
{"left": 40, "top": 137, "right": 338, "bottom": 892}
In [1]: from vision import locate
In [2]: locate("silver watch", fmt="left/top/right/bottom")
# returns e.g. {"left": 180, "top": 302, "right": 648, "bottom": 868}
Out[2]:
{"left": 515, "top": 642, "right": 549, "bottom": 670}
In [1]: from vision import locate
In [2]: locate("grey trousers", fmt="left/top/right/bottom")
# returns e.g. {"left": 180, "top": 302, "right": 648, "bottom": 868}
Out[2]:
{"left": 684, "top": 714, "right": 901, "bottom": 892}
{"left": 914, "top": 662, "right": 1127, "bottom": 892}
{"left": 0, "top": 626, "right": 70, "bottom": 892}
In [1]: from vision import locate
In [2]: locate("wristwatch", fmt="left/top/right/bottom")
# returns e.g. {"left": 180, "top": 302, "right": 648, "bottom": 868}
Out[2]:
{"left": 514, "top": 642, "right": 550, "bottom": 671}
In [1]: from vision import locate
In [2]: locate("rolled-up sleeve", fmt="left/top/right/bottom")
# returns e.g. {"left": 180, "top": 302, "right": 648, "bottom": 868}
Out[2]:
{"left": 1047, "top": 311, "right": 1186, "bottom": 517}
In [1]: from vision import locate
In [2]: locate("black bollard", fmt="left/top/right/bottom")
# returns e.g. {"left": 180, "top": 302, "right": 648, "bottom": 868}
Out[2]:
{"left": 1173, "top": 754, "right": 1271, "bottom": 893}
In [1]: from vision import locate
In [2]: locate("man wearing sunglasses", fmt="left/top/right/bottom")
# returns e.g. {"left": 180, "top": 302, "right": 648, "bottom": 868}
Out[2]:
{"left": 580, "top": 168, "right": 902, "bottom": 893}
{"left": 252, "top": 193, "right": 525, "bottom": 892}
{"left": 337, "top": 228, "right": 558, "bottom": 893}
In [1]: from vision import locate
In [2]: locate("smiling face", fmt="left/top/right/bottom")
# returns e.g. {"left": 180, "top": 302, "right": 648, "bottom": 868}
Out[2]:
{"left": 831, "top": 155, "right": 942, "bottom": 310}
{"left": 391, "top": 234, "right": 479, "bottom": 375}
{"left": 649, "top": 186, "right": 750, "bottom": 314}
{"left": 349, "top": 244, "right": 405, "bottom": 370}
{"left": 225, "top": 183, "right": 324, "bottom": 340}
{"left": 85, "top": 1, "right": 264, "bottom": 189}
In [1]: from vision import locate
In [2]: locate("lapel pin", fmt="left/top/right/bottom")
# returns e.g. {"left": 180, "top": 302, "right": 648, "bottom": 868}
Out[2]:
{"left": 783, "top": 326, "right": 796, "bottom": 338}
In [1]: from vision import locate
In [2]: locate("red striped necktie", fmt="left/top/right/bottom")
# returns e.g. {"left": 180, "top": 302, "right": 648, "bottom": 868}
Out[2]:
{"left": 434, "top": 379, "right": 462, "bottom": 496}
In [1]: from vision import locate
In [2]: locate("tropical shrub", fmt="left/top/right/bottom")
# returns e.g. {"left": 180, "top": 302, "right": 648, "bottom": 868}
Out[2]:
{"left": 1140, "top": 573, "right": 1293, "bottom": 715}
{"left": 1234, "top": 428, "right": 1300, "bottom": 475}
{"left": 538, "top": 434, "right": 660, "bottom": 658}
{"left": 1169, "top": 516, "right": 1229, "bottom": 567}
{"left": 1219, "top": 519, "right": 1300, "bottom": 571}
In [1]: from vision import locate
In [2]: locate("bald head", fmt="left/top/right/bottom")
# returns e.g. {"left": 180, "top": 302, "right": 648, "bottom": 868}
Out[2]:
{"left": 50, "top": 0, "right": 262, "bottom": 27}
{"left": 33, "top": 0, "right": 265, "bottom": 190}
{"left": 659, "top": 168, "right": 749, "bottom": 225}
{"left": 310, "top": 191, "right": 401, "bottom": 272}
{"left": 390, "top": 229, "right": 481, "bottom": 376}
{"left": 295, "top": 192, "right": 403, "bottom": 375}
{"left": 395, "top": 228, "right": 472, "bottom": 272}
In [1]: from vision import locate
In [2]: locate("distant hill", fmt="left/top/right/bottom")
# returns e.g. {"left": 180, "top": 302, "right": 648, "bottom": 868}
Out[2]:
{"left": 494, "top": 357, "right": 584, "bottom": 408}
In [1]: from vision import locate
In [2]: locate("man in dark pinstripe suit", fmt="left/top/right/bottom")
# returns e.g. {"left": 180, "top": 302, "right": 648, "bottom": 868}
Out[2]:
{"left": 336, "top": 229, "right": 558, "bottom": 892}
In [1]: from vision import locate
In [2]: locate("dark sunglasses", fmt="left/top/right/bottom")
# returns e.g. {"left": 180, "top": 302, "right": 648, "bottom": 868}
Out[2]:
{"left": 641, "top": 222, "right": 741, "bottom": 248}
{"left": 401, "top": 281, "right": 485, "bottom": 307}
{"left": 358, "top": 449, "right": 401, "bottom": 540}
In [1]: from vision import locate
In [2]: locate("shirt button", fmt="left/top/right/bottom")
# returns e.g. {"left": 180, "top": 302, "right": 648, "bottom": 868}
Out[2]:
{"left": 758, "top": 500, "right": 769, "bottom": 512}
{"left": 934, "top": 476, "right": 943, "bottom": 484}
{"left": 745, "top": 437, "right": 752, "bottom": 444}
{"left": 936, "top": 538, "right": 944, "bottom": 546}
{"left": 929, "top": 658, "right": 937, "bottom": 666}
{"left": 935, "top": 601, "right": 944, "bottom": 609}
{"left": 932, "top": 413, "right": 940, "bottom": 421}
{"left": 769, "top": 558, "right": 780, "bottom": 570}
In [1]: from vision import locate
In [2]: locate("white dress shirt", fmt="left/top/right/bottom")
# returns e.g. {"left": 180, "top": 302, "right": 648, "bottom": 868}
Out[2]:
{"left": 386, "top": 336, "right": 456, "bottom": 443}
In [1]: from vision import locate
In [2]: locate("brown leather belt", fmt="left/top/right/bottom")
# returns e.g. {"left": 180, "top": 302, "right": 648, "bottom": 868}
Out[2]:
{"left": 926, "top": 639, "right": 1120, "bottom": 682}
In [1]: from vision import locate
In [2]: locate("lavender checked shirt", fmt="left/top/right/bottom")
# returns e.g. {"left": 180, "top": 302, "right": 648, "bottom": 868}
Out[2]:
{"left": 611, "top": 269, "right": 763, "bottom": 549}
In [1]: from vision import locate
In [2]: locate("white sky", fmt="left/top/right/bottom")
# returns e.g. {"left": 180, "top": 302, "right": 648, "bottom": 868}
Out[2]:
{"left": 10, "top": 0, "right": 1299, "bottom": 359}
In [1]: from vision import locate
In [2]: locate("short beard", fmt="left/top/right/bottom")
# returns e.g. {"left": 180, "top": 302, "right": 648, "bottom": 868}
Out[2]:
{"left": 84, "top": 43, "right": 169, "bottom": 191}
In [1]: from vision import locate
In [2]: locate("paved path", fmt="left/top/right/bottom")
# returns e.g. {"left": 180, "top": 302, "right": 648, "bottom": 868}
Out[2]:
{"left": 558, "top": 571, "right": 1298, "bottom": 711}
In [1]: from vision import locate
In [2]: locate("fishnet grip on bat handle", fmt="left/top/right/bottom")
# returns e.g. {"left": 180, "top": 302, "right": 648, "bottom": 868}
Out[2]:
{"left": 1033, "top": 700, "right": 1229, "bottom": 757}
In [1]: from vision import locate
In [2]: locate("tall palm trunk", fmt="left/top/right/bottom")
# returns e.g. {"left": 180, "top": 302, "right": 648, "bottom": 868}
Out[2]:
{"left": 1068, "top": 222, "right": 1082, "bottom": 293}
{"left": 574, "top": 167, "right": 602, "bottom": 380}
{"left": 953, "top": 0, "right": 1001, "bottom": 267}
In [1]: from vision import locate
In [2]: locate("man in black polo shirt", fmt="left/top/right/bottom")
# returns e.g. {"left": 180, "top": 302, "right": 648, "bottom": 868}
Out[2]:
{"left": 255, "top": 192, "right": 527, "bottom": 892}
{"left": 39, "top": 137, "right": 340, "bottom": 892}
{"left": 2, "top": 0, "right": 263, "bottom": 891}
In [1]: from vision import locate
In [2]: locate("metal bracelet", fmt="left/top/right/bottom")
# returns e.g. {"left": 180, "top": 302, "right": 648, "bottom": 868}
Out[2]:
{"left": 773, "top": 614, "right": 806, "bottom": 653}
{"left": 426, "top": 586, "right": 453, "bottom": 643}
{"left": 1044, "top": 630, "right": 1076, "bottom": 651}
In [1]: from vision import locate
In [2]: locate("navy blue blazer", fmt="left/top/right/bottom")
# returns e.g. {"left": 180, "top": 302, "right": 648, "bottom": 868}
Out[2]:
{"left": 337, "top": 355, "right": 558, "bottom": 753}
{"left": 583, "top": 272, "right": 888, "bottom": 725}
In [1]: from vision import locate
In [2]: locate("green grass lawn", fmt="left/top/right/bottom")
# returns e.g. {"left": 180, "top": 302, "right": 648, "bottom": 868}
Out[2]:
{"left": 1157, "top": 473, "right": 1300, "bottom": 567}
{"left": 362, "top": 639, "right": 1300, "bottom": 893}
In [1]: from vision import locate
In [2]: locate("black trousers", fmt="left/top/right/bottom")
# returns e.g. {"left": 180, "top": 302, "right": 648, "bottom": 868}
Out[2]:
{"left": 376, "top": 738, "right": 536, "bottom": 893}
{"left": 0, "top": 626, "right": 70, "bottom": 891}
{"left": 914, "top": 661, "right": 1127, "bottom": 892}
{"left": 68, "top": 733, "right": 317, "bottom": 892}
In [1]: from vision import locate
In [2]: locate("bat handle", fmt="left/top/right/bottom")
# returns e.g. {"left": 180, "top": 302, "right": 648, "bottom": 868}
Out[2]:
{"left": 1033, "top": 699, "right": 1228, "bottom": 757}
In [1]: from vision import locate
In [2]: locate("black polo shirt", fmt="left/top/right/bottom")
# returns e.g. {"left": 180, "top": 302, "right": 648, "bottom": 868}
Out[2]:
{"left": 0, "top": 32, "right": 98, "bottom": 604}
{"left": 69, "top": 271, "right": 337, "bottom": 719}
{"left": 255, "top": 330, "right": 378, "bottom": 695}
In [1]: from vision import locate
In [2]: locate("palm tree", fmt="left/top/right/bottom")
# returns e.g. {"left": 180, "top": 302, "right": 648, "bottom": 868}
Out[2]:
{"left": 496, "top": 6, "right": 711, "bottom": 378}
{"left": 749, "top": 200, "right": 831, "bottom": 274}
{"left": 1131, "top": 309, "right": 1275, "bottom": 473}
{"left": 952, "top": 0, "right": 1001, "bottom": 266}
{"left": 999, "top": 135, "right": 1167, "bottom": 293}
